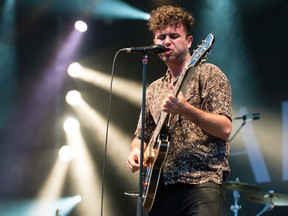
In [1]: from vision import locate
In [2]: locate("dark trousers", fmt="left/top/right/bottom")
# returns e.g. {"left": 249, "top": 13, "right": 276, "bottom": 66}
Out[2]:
{"left": 148, "top": 180, "right": 227, "bottom": 216}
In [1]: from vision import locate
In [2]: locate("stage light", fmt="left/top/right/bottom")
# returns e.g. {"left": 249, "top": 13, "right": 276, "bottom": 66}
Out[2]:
{"left": 0, "top": 0, "right": 17, "bottom": 129}
{"left": 68, "top": 62, "right": 83, "bottom": 78}
{"left": 74, "top": 195, "right": 82, "bottom": 203}
{"left": 1, "top": 195, "right": 82, "bottom": 216}
{"left": 94, "top": 1, "right": 150, "bottom": 20}
{"left": 63, "top": 117, "right": 80, "bottom": 134}
{"left": 56, "top": 195, "right": 82, "bottom": 215}
{"left": 66, "top": 90, "right": 82, "bottom": 106}
{"left": 74, "top": 20, "right": 87, "bottom": 32}
{"left": 69, "top": 97, "right": 138, "bottom": 182}
{"left": 67, "top": 96, "right": 138, "bottom": 215}
{"left": 70, "top": 66, "right": 142, "bottom": 106}
{"left": 65, "top": 129, "right": 107, "bottom": 215}
{"left": 58, "top": 145, "right": 75, "bottom": 162}
{"left": 23, "top": 157, "right": 70, "bottom": 216}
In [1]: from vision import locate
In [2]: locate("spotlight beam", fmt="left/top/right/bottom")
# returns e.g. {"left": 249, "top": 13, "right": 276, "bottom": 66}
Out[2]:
{"left": 94, "top": 1, "right": 150, "bottom": 20}
{"left": 70, "top": 98, "right": 137, "bottom": 185}
{"left": 68, "top": 98, "right": 138, "bottom": 214}
{"left": 71, "top": 66, "right": 142, "bottom": 106}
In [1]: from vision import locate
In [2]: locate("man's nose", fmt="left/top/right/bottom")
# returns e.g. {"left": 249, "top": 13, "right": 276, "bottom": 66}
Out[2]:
{"left": 164, "top": 36, "right": 171, "bottom": 45}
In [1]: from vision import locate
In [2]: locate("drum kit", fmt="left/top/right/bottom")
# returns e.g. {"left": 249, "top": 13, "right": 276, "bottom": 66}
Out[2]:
{"left": 226, "top": 177, "right": 288, "bottom": 216}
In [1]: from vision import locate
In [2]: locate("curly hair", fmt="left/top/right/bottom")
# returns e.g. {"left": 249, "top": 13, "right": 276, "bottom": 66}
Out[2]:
{"left": 148, "top": 5, "right": 195, "bottom": 36}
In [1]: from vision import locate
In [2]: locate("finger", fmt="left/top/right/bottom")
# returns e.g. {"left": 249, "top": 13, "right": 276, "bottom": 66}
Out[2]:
{"left": 169, "top": 83, "right": 175, "bottom": 90}
{"left": 127, "top": 160, "right": 132, "bottom": 170}
{"left": 161, "top": 104, "right": 169, "bottom": 112}
{"left": 127, "top": 162, "right": 135, "bottom": 172}
{"left": 127, "top": 157, "right": 140, "bottom": 171}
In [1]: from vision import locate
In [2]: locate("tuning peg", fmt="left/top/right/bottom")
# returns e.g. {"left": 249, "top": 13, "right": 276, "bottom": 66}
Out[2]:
{"left": 200, "top": 59, "right": 207, "bottom": 64}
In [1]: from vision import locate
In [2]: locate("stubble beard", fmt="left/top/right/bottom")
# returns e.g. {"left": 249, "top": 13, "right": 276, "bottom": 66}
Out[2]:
{"left": 161, "top": 51, "right": 188, "bottom": 65}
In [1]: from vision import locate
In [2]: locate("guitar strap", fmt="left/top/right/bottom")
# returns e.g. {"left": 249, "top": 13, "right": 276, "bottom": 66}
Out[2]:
{"left": 178, "top": 65, "right": 197, "bottom": 97}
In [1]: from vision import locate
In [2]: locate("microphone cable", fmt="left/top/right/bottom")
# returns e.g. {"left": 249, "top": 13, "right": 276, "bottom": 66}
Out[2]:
{"left": 100, "top": 48, "right": 123, "bottom": 216}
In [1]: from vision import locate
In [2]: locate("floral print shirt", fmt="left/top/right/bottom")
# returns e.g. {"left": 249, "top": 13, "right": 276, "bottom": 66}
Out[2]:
{"left": 134, "top": 63, "right": 232, "bottom": 185}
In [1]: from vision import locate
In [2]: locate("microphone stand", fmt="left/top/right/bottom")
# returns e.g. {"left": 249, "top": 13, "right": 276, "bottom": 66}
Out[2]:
{"left": 230, "top": 113, "right": 260, "bottom": 142}
{"left": 137, "top": 54, "right": 149, "bottom": 216}
{"left": 230, "top": 119, "right": 246, "bottom": 143}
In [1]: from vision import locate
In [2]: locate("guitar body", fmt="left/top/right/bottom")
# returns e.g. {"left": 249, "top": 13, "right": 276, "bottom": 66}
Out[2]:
{"left": 142, "top": 140, "right": 169, "bottom": 211}
{"left": 141, "top": 33, "right": 215, "bottom": 211}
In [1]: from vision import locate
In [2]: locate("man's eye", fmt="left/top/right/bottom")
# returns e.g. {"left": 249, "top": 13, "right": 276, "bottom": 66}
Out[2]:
{"left": 157, "top": 36, "right": 165, "bottom": 40}
{"left": 169, "top": 35, "right": 179, "bottom": 39}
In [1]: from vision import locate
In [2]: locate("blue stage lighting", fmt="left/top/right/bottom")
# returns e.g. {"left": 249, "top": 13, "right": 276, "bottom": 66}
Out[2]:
{"left": 94, "top": 1, "right": 150, "bottom": 20}
{"left": 56, "top": 195, "right": 82, "bottom": 215}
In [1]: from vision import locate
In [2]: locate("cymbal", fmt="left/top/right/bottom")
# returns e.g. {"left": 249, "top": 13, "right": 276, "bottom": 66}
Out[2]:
{"left": 226, "top": 180, "right": 262, "bottom": 192}
{"left": 244, "top": 190, "right": 288, "bottom": 206}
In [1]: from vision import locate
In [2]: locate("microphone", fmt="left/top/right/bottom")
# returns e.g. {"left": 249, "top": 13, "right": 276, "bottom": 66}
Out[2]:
{"left": 234, "top": 113, "right": 261, "bottom": 121}
{"left": 120, "top": 44, "right": 169, "bottom": 54}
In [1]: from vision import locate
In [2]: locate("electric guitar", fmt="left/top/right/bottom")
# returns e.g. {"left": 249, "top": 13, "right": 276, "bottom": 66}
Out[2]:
{"left": 142, "top": 33, "right": 215, "bottom": 211}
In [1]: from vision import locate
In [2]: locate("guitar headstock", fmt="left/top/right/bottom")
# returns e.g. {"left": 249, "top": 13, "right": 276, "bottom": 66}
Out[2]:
{"left": 186, "top": 33, "right": 215, "bottom": 69}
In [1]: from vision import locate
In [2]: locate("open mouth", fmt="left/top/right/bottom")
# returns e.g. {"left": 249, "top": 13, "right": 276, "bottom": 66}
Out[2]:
{"left": 164, "top": 49, "right": 172, "bottom": 55}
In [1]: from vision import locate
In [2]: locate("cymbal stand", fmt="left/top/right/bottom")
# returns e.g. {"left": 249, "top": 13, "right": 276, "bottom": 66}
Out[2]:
{"left": 255, "top": 190, "right": 275, "bottom": 216}
{"left": 230, "top": 189, "right": 242, "bottom": 216}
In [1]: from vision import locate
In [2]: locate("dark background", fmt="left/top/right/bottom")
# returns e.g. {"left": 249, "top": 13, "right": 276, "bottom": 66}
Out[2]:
{"left": 0, "top": 0, "right": 288, "bottom": 215}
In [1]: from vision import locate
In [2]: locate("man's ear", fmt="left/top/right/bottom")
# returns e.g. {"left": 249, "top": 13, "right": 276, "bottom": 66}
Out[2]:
{"left": 187, "top": 35, "right": 193, "bottom": 48}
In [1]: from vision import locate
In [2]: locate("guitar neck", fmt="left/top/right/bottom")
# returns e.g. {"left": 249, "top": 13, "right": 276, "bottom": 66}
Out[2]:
{"left": 173, "top": 41, "right": 210, "bottom": 97}
{"left": 144, "top": 110, "right": 169, "bottom": 163}
{"left": 147, "top": 53, "right": 201, "bottom": 147}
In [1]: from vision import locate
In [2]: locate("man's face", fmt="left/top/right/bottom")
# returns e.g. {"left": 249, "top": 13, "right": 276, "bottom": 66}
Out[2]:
{"left": 153, "top": 24, "right": 192, "bottom": 63}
